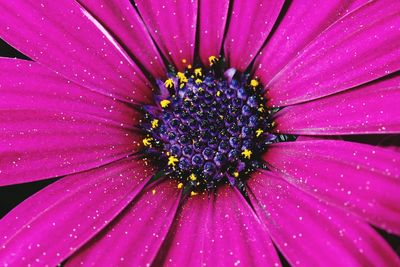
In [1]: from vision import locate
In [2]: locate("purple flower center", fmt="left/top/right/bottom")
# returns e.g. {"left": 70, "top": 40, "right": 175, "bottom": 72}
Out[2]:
{"left": 142, "top": 57, "right": 283, "bottom": 192}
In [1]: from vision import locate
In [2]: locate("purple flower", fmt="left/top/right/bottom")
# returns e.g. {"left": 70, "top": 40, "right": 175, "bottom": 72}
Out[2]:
{"left": 0, "top": 0, "right": 399, "bottom": 266}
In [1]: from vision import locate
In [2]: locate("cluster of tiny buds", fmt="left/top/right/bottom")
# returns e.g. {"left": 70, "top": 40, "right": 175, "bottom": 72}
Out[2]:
{"left": 141, "top": 56, "right": 280, "bottom": 195}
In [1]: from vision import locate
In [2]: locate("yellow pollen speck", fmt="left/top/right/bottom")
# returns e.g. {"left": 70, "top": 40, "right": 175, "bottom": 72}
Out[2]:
{"left": 258, "top": 106, "right": 265, "bottom": 112}
{"left": 250, "top": 79, "right": 259, "bottom": 87}
{"left": 190, "top": 191, "right": 198, "bottom": 196}
{"left": 194, "top": 68, "right": 202, "bottom": 76}
{"left": 209, "top": 55, "right": 219, "bottom": 66}
{"left": 152, "top": 189, "right": 156, "bottom": 195}
{"left": 177, "top": 72, "right": 188, "bottom": 83}
{"left": 189, "top": 173, "right": 197, "bottom": 181}
{"left": 256, "top": 129, "right": 264, "bottom": 137}
{"left": 142, "top": 137, "right": 153, "bottom": 147}
{"left": 160, "top": 99, "right": 171, "bottom": 108}
{"left": 195, "top": 78, "right": 202, "bottom": 85}
{"left": 168, "top": 155, "right": 179, "bottom": 167}
{"left": 151, "top": 119, "right": 159, "bottom": 128}
{"left": 198, "top": 87, "right": 204, "bottom": 92}
{"left": 180, "top": 83, "right": 185, "bottom": 89}
{"left": 164, "top": 78, "right": 174, "bottom": 88}
{"left": 216, "top": 90, "right": 221, "bottom": 97}
{"left": 233, "top": 172, "right": 239, "bottom": 178}
{"left": 182, "top": 58, "right": 187, "bottom": 64}
{"left": 242, "top": 149, "right": 252, "bottom": 159}
{"left": 177, "top": 182, "right": 183, "bottom": 189}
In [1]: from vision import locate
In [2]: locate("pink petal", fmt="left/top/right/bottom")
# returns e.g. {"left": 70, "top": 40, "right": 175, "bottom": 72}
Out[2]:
{"left": 67, "top": 180, "right": 180, "bottom": 266}
{"left": 254, "top": 0, "right": 369, "bottom": 84}
{"left": 248, "top": 171, "right": 400, "bottom": 266}
{"left": 266, "top": 0, "right": 400, "bottom": 106}
{"left": 0, "top": 0, "right": 151, "bottom": 104}
{"left": 135, "top": 0, "right": 197, "bottom": 70}
{"left": 274, "top": 74, "right": 400, "bottom": 135}
{"left": 0, "top": 58, "right": 137, "bottom": 125}
{"left": 198, "top": 0, "right": 229, "bottom": 65}
{"left": 0, "top": 109, "right": 142, "bottom": 185}
{"left": 77, "top": 0, "right": 166, "bottom": 79}
{"left": 263, "top": 139, "right": 400, "bottom": 235}
{"left": 155, "top": 186, "right": 280, "bottom": 267}
{"left": 0, "top": 158, "right": 153, "bottom": 266}
{"left": 224, "top": 0, "right": 284, "bottom": 72}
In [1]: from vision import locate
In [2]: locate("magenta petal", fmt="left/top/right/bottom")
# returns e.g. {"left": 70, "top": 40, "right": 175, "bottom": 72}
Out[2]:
{"left": 267, "top": 0, "right": 400, "bottom": 106}
{"left": 77, "top": 0, "right": 166, "bottom": 79}
{"left": 264, "top": 140, "right": 400, "bottom": 235}
{"left": 0, "top": 58, "right": 137, "bottom": 125}
{"left": 67, "top": 180, "right": 180, "bottom": 266}
{"left": 224, "top": 0, "right": 284, "bottom": 72}
{"left": 248, "top": 172, "right": 400, "bottom": 266}
{"left": 0, "top": 58, "right": 142, "bottom": 185}
{"left": 198, "top": 0, "right": 229, "bottom": 65}
{"left": 135, "top": 0, "right": 197, "bottom": 70}
{"left": 274, "top": 75, "right": 400, "bottom": 135}
{"left": 0, "top": 1, "right": 151, "bottom": 103}
{"left": 0, "top": 158, "right": 152, "bottom": 266}
{"left": 254, "top": 0, "right": 368, "bottom": 84}
{"left": 0, "top": 109, "right": 142, "bottom": 185}
{"left": 156, "top": 186, "right": 280, "bottom": 267}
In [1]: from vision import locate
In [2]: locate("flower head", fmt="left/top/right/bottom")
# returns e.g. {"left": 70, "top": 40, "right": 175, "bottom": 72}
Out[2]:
{"left": 0, "top": 0, "right": 400, "bottom": 266}
{"left": 142, "top": 59, "right": 284, "bottom": 192}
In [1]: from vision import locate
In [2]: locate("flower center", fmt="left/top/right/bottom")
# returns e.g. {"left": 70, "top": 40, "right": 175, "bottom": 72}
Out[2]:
{"left": 141, "top": 56, "right": 281, "bottom": 193}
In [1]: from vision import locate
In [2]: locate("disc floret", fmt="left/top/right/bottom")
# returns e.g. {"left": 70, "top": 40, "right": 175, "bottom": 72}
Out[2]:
{"left": 141, "top": 57, "right": 278, "bottom": 192}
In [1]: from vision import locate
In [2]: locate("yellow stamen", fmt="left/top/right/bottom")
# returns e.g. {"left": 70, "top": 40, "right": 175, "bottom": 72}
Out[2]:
{"left": 188, "top": 64, "right": 192, "bottom": 69}
{"left": 177, "top": 182, "right": 183, "bottom": 189}
{"left": 195, "top": 78, "right": 202, "bottom": 85}
{"left": 250, "top": 79, "right": 259, "bottom": 87}
{"left": 189, "top": 173, "right": 197, "bottom": 181}
{"left": 194, "top": 68, "right": 202, "bottom": 76}
{"left": 151, "top": 119, "right": 159, "bottom": 129}
{"left": 182, "top": 58, "right": 187, "bottom": 64}
{"left": 241, "top": 149, "right": 252, "bottom": 159}
{"left": 209, "top": 55, "right": 219, "bottom": 66}
{"left": 190, "top": 191, "right": 198, "bottom": 196}
{"left": 258, "top": 106, "right": 265, "bottom": 112}
{"left": 177, "top": 72, "right": 188, "bottom": 83}
{"left": 216, "top": 90, "right": 221, "bottom": 97}
{"left": 198, "top": 87, "right": 204, "bottom": 92}
{"left": 142, "top": 137, "right": 153, "bottom": 147}
{"left": 160, "top": 99, "right": 171, "bottom": 108}
{"left": 256, "top": 129, "right": 264, "bottom": 137}
{"left": 168, "top": 155, "right": 179, "bottom": 167}
{"left": 233, "top": 172, "right": 239, "bottom": 178}
{"left": 164, "top": 78, "right": 174, "bottom": 89}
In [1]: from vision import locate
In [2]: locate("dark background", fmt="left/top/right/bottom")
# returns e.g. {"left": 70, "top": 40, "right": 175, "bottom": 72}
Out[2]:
{"left": 1, "top": 37, "right": 399, "bottom": 260}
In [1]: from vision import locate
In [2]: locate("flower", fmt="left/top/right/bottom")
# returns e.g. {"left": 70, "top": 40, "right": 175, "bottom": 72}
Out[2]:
{"left": 0, "top": 0, "right": 400, "bottom": 266}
